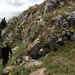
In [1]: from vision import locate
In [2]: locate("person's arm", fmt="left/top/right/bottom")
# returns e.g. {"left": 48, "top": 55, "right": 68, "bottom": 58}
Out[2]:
{"left": 1, "top": 47, "right": 4, "bottom": 57}
{"left": 9, "top": 47, "right": 12, "bottom": 55}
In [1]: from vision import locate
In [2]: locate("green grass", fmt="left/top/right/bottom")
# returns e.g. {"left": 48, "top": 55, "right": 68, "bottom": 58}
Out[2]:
{"left": 42, "top": 12, "right": 54, "bottom": 22}
{"left": 38, "top": 42, "right": 75, "bottom": 75}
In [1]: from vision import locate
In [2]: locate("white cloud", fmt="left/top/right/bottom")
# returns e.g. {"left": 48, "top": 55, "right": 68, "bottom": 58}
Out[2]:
{"left": 0, "top": 0, "right": 44, "bottom": 21}
{"left": 8, "top": 0, "right": 29, "bottom": 6}
{"left": 8, "top": 0, "right": 29, "bottom": 4}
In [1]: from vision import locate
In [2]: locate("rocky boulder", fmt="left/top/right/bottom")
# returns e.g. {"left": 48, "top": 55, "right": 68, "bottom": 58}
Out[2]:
{"left": 37, "top": 18, "right": 46, "bottom": 26}
{"left": 12, "top": 46, "right": 19, "bottom": 53}
{"left": 6, "top": 32, "right": 14, "bottom": 40}
{"left": 38, "top": 48, "right": 50, "bottom": 57}
{"left": 51, "top": 15, "right": 63, "bottom": 27}
{"left": 44, "top": 2, "right": 55, "bottom": 14}
{"left": 1, "top": 30, "right": 6, "bottom": 36}
{"left": 27, "top": 38, "right": 40, "bottom": 59}
{"left": 15, "top": 55, "right": 31, "bottom": 66}
{"left": 15, "top": 56, "right": 23, "bottom": 65}
{"left": 67, "top": 11, "right": 75, "bottom": 26}
{"left": 24, "top": 59, "right": 43, "bottom": 68}
{"left": 2, "top": 66, "right": 14, "bottom": 75}
{"left": 29, "top": 68, "right": 46, "bottom": 75}
{"left": 62, "top": 19, "right": 69, "bottom": 27}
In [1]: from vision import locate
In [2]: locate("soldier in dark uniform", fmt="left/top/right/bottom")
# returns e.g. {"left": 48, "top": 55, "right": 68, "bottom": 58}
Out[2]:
{"left": 1, "top": 17, "right": 6, "bottom": 29}
{"left": 1, "top": 43, "right": 12, "bottom": 66}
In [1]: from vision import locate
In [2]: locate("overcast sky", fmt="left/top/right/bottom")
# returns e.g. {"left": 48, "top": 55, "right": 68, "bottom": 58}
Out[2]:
{"left": 0, "top": 0, "right": 44, "bottom": 21}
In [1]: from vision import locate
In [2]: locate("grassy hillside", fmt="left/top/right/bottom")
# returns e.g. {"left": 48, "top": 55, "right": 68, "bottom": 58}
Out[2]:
{"left": 0, "top": 42, "right": 74, "bottom": 75}
{"left": 0, "top": 0, "right": 75, "bottom": 75}
{"left": 39, "top": 42, "right": 75, "bottom": 75}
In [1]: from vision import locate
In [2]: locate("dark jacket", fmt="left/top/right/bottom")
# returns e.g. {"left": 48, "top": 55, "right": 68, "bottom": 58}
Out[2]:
{"left": 1, "top": 19, "right": 6, "bottom": 29}
{"left": 1, "top": 46, "right": 12, "bottom": 58}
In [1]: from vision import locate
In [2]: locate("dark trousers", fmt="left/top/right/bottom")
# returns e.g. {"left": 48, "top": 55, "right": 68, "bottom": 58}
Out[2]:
{"left": 2, "top": 57, "right": 8, "bottom": 66}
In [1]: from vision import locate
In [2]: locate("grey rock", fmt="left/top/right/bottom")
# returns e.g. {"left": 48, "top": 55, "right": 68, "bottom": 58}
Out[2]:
{"left": 6, "top": 32, "right": 14, "bottom": 40}
{"left": 19, "top": 20, "right": 26, "bottom": 28}
{"left": 44, "top": 0, "right": 61, "bottom": 14}
{"left": 64, "top": 11, "right": 70, "bottom": 16}
{"left": 12, "top": 46, "right": 19, "bottom": 53}
{"left": 52, "top": 15, "right": 63, "bottom": 27}
{"left": 71, "top": 32, "right": 75, "bottom": 41}
{"left": 52, "top": 15, "right": 63, "bottom": 21}
{"left": 67, "top": 12, "right": 75, "bottom": 26}
{"left": 38, "top": 48, "right": 50, "bottom": 57}
{"left": 62, "top": 19, "right": 69, "bottom": 27}
{"left": 44, "top": 2, "right": 55, "bottom": 14}
{"left": 29, "top": 68, "right": 46, "bottom": 75}
{"left": 35, "top": 10, "right": 40, "bottom": 15}
{"left": 36, "top": 16, "right": 42, "bottom": 20}
{"left": 27, "top": 38, "right": 40, "bottom": 59}
{"left": 3, "top": 66, "right": 14, "bottom": 75}
{"left": 51, "top": 0, "right": 60, "bottom": 5}
{"left": 1, "top": 30, "right": 6, "bottom": 36}
{"left": 37, "top": 19, "right": 46, "bottom": 26}
{"left": 24, "top": 59, "right": 43, "bottom": 68}
{"left": 16, "top": 57, "right": 23, "bottom": 64}
{"left": 23, "top": 14, "right": 28, "bottom": 20}
{"left": 23, "top": 56, "right": 31, "bottom": 61}
{"left": 59, "top": 2, "right": 65, "bottom": 7}
{"left": 29, "top": 13, "right": 33, "bottom": 18}
{"left": 68, "top": 6, "right": 73, "bottom": 9}
{"left": 72, "top": 11, "right": 75, "bottom": 14}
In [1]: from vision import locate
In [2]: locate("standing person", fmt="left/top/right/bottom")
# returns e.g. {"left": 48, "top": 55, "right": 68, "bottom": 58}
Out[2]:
{"left": 1, "top": 43, "right": 12, "bottom": 66}
{"left": 1, "top": 17, "right": 6, "bottom": 29}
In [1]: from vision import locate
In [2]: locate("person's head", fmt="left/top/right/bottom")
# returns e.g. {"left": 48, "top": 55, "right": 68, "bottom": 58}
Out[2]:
{"left": 3, "top": 17, "right": 5, "bottom": 20}
{"left": 5, "top": 43, "right": 9, "bottom": 47}
{"left": 2, "top": 19, "right": 3, "bottom": 21}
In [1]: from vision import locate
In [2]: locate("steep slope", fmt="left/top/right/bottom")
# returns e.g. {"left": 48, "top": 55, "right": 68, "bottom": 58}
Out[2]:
{"left": 0, "top": 0, "right": 75, "bottom": 75}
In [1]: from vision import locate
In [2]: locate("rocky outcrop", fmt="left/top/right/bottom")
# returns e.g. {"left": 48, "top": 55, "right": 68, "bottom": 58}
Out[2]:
{"left": 50, "top": 11, "right": 75, "bottom": 28}
{"left": 15, "top": 55, "right": 43, "bottom": 68}
{"left": 44, "top": 0, "right": 67, "bottom": 14}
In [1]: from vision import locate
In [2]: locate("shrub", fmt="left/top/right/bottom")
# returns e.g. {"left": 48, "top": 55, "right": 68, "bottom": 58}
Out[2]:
{"left": 42, "top": 12, "right": 54, "bottom": 22}
{"left": 29, "top": 34, "right": 36, "bottom": 42}
{"left": 40, "top": 40, "right": 49, "bottom": 48}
